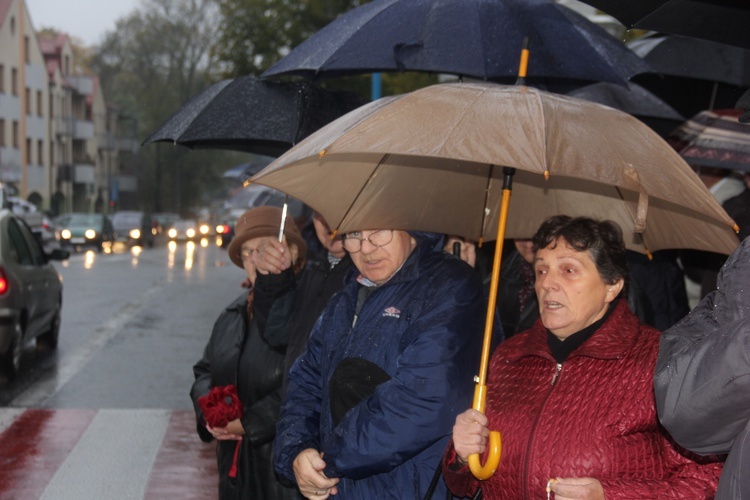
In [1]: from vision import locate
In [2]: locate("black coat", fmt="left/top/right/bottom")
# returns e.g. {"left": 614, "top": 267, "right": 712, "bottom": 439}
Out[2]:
{"left": 191, "top": 289, "right": 298, "bottom": 500}
{"left": 253, "top": 250, "right": 353, "bottom": 395}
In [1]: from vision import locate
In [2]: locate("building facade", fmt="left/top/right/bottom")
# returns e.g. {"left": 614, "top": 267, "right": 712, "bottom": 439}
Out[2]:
{"left": 0, "top": 0, "right": 135, "bottom": 214}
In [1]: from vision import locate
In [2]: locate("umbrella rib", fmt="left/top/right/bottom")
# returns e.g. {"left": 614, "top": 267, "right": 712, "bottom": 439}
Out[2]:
{"left": 334, "top": 155, "right": 389, "bottom": 234}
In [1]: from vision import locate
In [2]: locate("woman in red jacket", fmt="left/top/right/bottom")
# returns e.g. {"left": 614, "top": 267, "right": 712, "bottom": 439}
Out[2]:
{"left": 443, "top": 216, "right": 722, "bottom": 499}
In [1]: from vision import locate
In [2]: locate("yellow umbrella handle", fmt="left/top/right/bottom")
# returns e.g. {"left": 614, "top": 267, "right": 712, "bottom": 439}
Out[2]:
{"left": 468, "top": 384, "right": 502, "bottom": 479}
{"left": 467, "top": 167, "right": 515, "bottom": 480}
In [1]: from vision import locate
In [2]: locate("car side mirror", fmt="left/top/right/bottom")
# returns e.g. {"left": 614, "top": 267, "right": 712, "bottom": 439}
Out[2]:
{"left": 47, "top": 248, "right": 70, "bottom": 261}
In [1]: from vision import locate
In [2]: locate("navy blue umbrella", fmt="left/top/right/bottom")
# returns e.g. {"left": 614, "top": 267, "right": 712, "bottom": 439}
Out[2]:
{"left": 142, "top": 77, "right": 367, "bottom": 157}
{"left": 262, "top": 0, "right": 651, "bottom": 86}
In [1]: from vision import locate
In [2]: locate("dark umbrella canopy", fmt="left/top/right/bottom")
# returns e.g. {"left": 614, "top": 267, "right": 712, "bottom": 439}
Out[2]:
{"left": 628, "top": 34, "right": 750, "bottom": 88}
{"left": 628, "top": 34, "right": 750, "bottom": 118}
{"left": 668, "top": 109, "right": 750, "bottom": 173}
{"left": 576, "top": 0, "right": 750, "bottom": 50}
{"left": 262, "top": 0, "right": 651, "bottom": 86}
{"left": 568, "top": 81, "right": 683, "bottom": 119}
{"left": 142, "top": 77, "right": 367, "bottom": 157}
{"left": 566, "top": 81, "right": 685, "bottom": 137}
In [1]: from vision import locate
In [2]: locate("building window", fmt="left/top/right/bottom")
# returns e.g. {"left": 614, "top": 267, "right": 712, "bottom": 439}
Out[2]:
{"left": 50, "top": 143, "right": 54, "bottom": 166}
{"left": 0, "top": 65, "right": 4, "bottom": 93}
{"left": 37, "top": 140, "right": 43, "bottom": 165}
{"left": 49, "top": 91, "right": 54, "bottom": 117}
{"left": 37, "top": 91, "right": 43, "bottom": 117}
{"left": 25, "top": 88, "right": 31, "bottom": 115}
{"left": 0, "top": 119, "right": 5, "bottom": 147}
{"left": 12, "top": 121, "right": 18, "bottom": 148}
{"left": 26, "top": 138, "right": 31, "bottom": 163}
{"left": 11, "top": 68, "right": 17, "bottom": 96}
{"left": 24, "top": 36, "right": 30, "bottom": 64}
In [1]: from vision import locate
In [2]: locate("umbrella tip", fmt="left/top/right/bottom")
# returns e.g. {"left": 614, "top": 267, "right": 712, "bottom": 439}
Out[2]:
{"left": 319, "top": 149, "right": 327, "bottom": 158}
{"left": 544, "top": 170, "right": 550, "bottom": 181}
{"left": 734, "top": 223, "right": 740, "bottom": 233}
{"left": 330, "top": 229, "right": 339, "bottom": 240}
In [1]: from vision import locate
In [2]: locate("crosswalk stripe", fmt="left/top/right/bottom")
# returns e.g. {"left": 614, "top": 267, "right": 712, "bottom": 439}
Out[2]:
{"left": 0, "top": 409, "right": 220, "bottom": 499}
{"left": 0, "top": 409, "right": 97, "bottom": 500}
{"left": 40, "top": 409, "right": 169, "bottom": 500}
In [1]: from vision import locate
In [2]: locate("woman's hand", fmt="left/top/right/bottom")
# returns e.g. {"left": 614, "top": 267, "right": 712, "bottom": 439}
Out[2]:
{"left": 548, "top": 477, "right": 605, "bottom": 500}
{"left": 205, "top": 418, "right": 245, "bottom": 441}
{"left": 453, "top": 409, "right": 489, "bottom": 463}
{"left": 293, "top": 449, "right": 340, "bottom": 499}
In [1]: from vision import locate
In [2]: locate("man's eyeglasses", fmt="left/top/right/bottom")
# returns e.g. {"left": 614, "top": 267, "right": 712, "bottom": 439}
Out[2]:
{"left": 343, "top": 230, "right": 393, "bottom": 253}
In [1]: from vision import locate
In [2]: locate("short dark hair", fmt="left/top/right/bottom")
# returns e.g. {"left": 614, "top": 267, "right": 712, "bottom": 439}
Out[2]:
{"left": 532, "top": 215, "right": 628, "bottom": 287}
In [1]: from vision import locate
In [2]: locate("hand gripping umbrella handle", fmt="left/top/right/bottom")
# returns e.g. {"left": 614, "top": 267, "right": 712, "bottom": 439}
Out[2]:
{"left": 468, "top": 383, "right": 502, "bottom": 480}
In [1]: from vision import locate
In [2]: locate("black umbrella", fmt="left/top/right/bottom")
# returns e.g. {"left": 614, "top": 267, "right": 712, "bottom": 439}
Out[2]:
{"left": 262, "top": 0, "right": 651, "bottom": 87}
{"left": 628, "top": 34, "right": 750, "bottom": 88}
{"left": 566, "top": 81, "right": 685, "bottom": 137}
{"left": 576, "top": 0, "right": 750, "bottom": 50}
{"left": 627, "top": 34, "right": 750, "bottom": 118}
{"left": 142, "top": 77, "right": 367, "bottom": 157}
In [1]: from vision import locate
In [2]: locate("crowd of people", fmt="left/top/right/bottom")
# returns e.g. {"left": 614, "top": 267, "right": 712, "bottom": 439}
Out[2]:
{"left": 189, "top": 186, "right": 747, "bottom": 498}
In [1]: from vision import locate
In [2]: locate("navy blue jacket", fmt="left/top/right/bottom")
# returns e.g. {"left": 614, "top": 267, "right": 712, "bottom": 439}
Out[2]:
{"left": 274, "top": 232, "right": 485, "bottom": 499}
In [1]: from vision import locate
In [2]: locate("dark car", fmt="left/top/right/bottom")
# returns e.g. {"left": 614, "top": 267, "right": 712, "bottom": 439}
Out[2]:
{"left": 57, "top": 213, "right": 115, "bottom": 252}
{"left": 0, "top": 210, "right": 69, "bottom": 378}
{"left": 111, "top": 211, "right": 155, "bottom": 247}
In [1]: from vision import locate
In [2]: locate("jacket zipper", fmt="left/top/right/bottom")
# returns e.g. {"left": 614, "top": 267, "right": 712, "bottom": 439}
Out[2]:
{"left": 523, "top": 361, "right": 563, "bottom": 499}
{"left": 551, "top": 363, "right": 562, "bottom": 385}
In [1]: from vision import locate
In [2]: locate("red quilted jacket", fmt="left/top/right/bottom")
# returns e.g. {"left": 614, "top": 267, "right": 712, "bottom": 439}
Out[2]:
{"left": 443, "top": 301, "right": 723, "bottom": 499}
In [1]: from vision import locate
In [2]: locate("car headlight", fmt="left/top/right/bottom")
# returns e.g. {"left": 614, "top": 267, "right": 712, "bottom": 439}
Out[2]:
{"left": 129, "top": 229, "right": 141, "bottom": 239}
{"left": 85, "top": 229, "right": 97, "bottom": 239}
{"left": 187, "top": 228, "right": 196, "bottom": 238}
{"left": 199, "top": 224, "right": 209, "bottom": 235}
{"left": 60, "top": 229, "right": 72, "bottom": 240}
{"left": 168, "top": 228, "right": 177, "bottom": 238}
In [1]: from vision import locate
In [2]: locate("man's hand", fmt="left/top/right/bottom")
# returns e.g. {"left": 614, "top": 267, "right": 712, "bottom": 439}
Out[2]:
{"left": 293, "top": 448, "right": 340, "bottom": 499}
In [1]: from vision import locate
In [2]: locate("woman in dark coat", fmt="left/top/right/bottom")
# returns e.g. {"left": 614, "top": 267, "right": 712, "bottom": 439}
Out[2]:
{"left": 190, "top": 206, "right": 306, "bottom": 500}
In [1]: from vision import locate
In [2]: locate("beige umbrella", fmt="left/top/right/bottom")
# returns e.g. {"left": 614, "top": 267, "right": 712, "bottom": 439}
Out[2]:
{"left": 252, "top": 82, "right": 739, "bottom": 478}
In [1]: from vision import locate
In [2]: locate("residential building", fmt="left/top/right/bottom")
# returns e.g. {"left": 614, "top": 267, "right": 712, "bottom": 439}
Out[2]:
{"left": 1, "top": 0, "right": 136, "bottom": 214}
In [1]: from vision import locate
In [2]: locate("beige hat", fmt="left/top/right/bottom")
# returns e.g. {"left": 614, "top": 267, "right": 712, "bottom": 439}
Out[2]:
{"left": 227, "top": 206, "right": 307, "bottom": 270}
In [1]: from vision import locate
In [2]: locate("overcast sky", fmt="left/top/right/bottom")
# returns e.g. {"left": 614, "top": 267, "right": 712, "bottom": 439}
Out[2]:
{"left": 26, "top": 0, "right": 142, "bottom": 47}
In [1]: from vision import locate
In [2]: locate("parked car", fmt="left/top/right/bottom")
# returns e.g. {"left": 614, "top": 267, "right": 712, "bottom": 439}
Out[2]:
{"left": 0, "top": 210, "right": 69, "bottom": 378}
{"left": 111, "top": 211, "right": 155, "bottom": 247}
{"left": 56, "top": 213, "right": 115, "bottom": 252}
{"left": 167, "top": 219, "right": 198, "bottom": 241}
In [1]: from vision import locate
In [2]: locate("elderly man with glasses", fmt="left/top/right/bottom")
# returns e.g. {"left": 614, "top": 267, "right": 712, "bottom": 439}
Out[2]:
{"left": 273, "top": 229, "right": 485, "bottom": 500}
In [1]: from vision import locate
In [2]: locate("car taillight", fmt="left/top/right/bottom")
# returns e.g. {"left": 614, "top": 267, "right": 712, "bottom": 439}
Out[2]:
{"left": 0, "top": 268, "right": 7, "bottom": 295}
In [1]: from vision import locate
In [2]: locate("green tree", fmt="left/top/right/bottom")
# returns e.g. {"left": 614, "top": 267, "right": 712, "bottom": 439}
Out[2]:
{"left": 213, "top": 0, "right": 438, "bottom": 97}
{"left": 91, "top": 0, "right": 243, "bottom": 214}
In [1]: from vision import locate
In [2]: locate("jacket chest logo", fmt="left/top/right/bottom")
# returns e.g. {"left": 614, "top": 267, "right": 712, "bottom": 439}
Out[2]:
{"left": 383, "top": 306, "right": 401, "bottom": 319}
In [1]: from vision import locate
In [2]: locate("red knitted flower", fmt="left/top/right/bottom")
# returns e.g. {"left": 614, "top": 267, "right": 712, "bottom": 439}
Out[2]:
{"left": 198, "top": 385, "right": 243, "bottom": 428}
